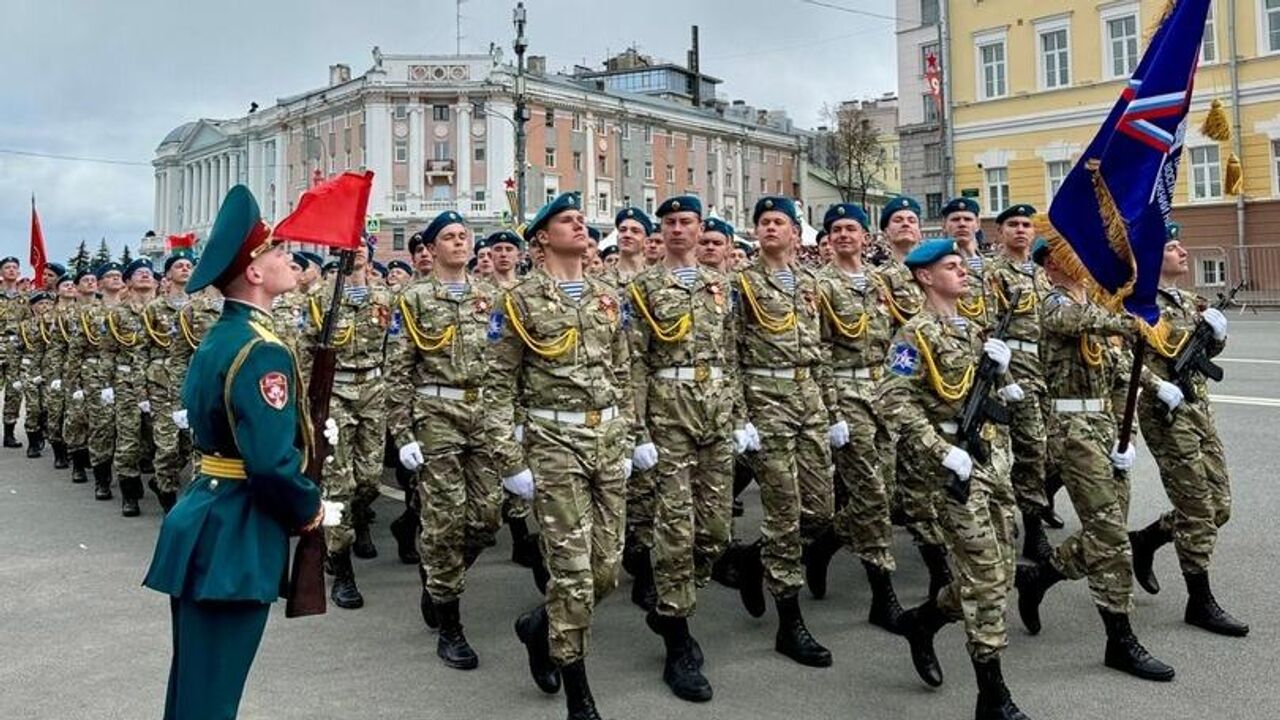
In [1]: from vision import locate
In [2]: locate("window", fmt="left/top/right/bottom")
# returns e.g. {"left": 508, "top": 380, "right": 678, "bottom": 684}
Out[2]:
{"left": 545, "top": 148, "right": 557, "bottom": 168}
{"left": 545, "top": 187, "right": 557, "bottom": 204}
{"left": 977, "top": 36, "right": 1007, "bottom": 99}
{"left": 393, "top": 103, "right": 407, "bottom": 120}
{"left": 473, "top": 145, "right": 486, "bottom": 162}
{"left": 343, "top": 127, "right": 351, "bottom": 151}
{"left": 433, "top": 141, "right": 449, "bottom": 161}
{"left": 924, "top": 143, "right": 942, "bottom": 173}
{"left": 432, "top": 104, "right": 450, "bottom": 122}
{"left": 644, "top": 160, "right": 654, "bottom": 180}
{"left": 473, "top": 187, "right": 487, "bottom": 203}
{"left": 687, "top": 167, "right": 695, "bottom": 185}
{"left": 622, "top": 123, "right": 632, "bottom": 140}
{"left": 759, "top": 177, "right": 766, "bottom": 193}
{"left": 545, "top": 108, "right": 555, "bottom": 128}
{"left": 926, "top": 193, "right": 944, "bottom": 219}
{"left": 471, "top": 100, "right": 486, "bottom": 117}
{"left": 544, "top": 178, "right": 558, "bottom": 205}
{"left": 1105, "top": 13, "right": 1139, "bottom": 78}
{"left": 644, "top": 194, "right": 656, "bottom": 215}
{"left": 1273, "top": 139, "right": 1280, "bottom": 194}
{"left": 1201, "top": 3, "right": 1217, "bottom": 63}
{"left": 776, "top": 179, "right": 783, "bottom": 193}
{"left": 328, "top": 132, "right": 336, "bottom": 156}
{"left": 597, "top": 191, "right": 610, "bottom": 214}
{"left": 1267, "top": 0, "right": 1280, "bottom": 53}
{"left": 1189, "top": 145, "right": 1222, "bottom": 200}
{"left": 572, "top": 112, "right": 582, "bottom": 131}
{"left": 920, "top": 42, "right": 940, "bottom": 76}
{"left": 985, "top": 167, "right": 1010, "bottom": 214}
{"left": 920, "top": 0, "right": 940, "bottom": 25}
{"left": 644, "top": 125, "right": 653, "bottom": 144}
{"left": 623, "top": 158, "right": 632, "bottom": 177}
{"left": 394, "top": 140, "right": 407, "bottom": 163}
{"left": 667, "top": 133, "right": 676, "bottom": 148}
{"left": 923, "top": 94, "right": 940, "bottom": 124}
{"left": 666, "top": 165, "right": 675, "bottom": 183}
{"left": 1038, "top": 24, "right": 1070, "bottom": 89}
{"left": 432, "top": 185, "right": 451, "bottom": 201}
{"left": 572, "top": 151, "right": 582, "bottom": 171}
{"left": 393, "top": 228, "right": 405, "bottom": 251}
{"left": 597, "top": 155, "right": 607, "bottom": 174}
{"left": 1198, "top": 257, "right": 1227, "bottom": 287}
{"left": 1046, "top": 160, "right": 1071, "bottom": 199}
{"left": 622, "top": 194, "right": 631, "bottom": 207}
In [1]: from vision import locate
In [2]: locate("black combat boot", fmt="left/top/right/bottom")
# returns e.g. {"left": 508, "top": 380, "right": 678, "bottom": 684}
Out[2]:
{"left": 92, "top": 462, "right": 113, "bottom": 500}
{"left": 1099, "top": 608, "right": 1175, "bottom": 681}
{"left": 3, "top": 422, "right": 22, "bottom": 448}
{"left": 802, "top": 528, "right": 842, "bottom": 600}
{"left": 119, "top": 476, "right": 143, "bottom": 517}
{"left": 1021, "top": 511, "right": 1053, "bottom": 563}
{"left": 774, "top": 593, "right": 832, "bottom": 667}
{"left": 508, "top": 514, "right": 538, "bottom": 568}
{"left": 560, "top": 659, "right": 603, "bottom": 720}
{"left": 622, "top": 533, "right": 643, "bottom": 577}
{"left": 328, "top": 550, "right": 364, "bottom": 609}
{"left": 899, "top": 598, "right": 950, "bottom": 687}
{"left": 1042, "top": 472, "right": 1065, "bottom": 529}
{"left": 25, "top": 430, "right": 43, "bottom": 458}
{"left": 863, "top": 561, "right": 905, "bottom": 635}
{"left": 1014, "top": 560, "right": 1064, "bottom": 635}
{"left": 71, "top": 449, "right": 89, "bottom": 483}
{"left": 388, "top": 510, "right": 420, "bottom": 564}
{"left": 736, "top": 539, "right": 767, "bottom": 618}
{"left": 1183, "top": 572, "right": 1249, "bottom": 636}
{"left": 1129, "top": 520, "right": 1172, "bottom": 595}
{"left": 148, "top": 479, "right": 177, "bottom": 514}
{"left": 919, "top": 544, "right": 953, "bottom": 601}
{"left": 630, "top": 546, "right": 657, "bottom": 611}
{"left": 711, "top": 541, "right": 742, "bottom": 589}
{"left": 646, "top": 611, "right": 712, "bottom": 702}
{"left": 418, "top": 565, "right": 438, "bottom": 628}
{"left": 51, "top": 441, "right": 69, "bottom": 469}
{"left": 972, "top": 656, "right": 1032, "bottom": 720}
{"left": 527, "top": 533, "right": 551, "bottom": 595}
{"left": 351, "top": 504, "right": 377, "bottom": 559}
{"left": 514, "top": 605, "right": 561, "bottom": 694}
{"left": 435, "top": 598, "right": 479, "bottom": 670}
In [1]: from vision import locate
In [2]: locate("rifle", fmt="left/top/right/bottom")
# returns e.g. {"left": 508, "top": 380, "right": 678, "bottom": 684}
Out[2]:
{"left": 285, "top": 249, "right": 356, "bottom": 618}
{"left": 946, "top": 288, "right": 1021, "bottom": 504}
{"left": 1167, "top": 281, "right": 1244, "bottom": 405}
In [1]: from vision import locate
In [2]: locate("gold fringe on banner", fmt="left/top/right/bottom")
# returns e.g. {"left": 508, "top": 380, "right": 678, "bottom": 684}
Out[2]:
{"left": 1200, "top": 99, "right": 1233, "bottom": 142}
{"left": 1225, "top": 153, "right": 1243, "bottom": 195}
{"left": 1146, "top": 0, "right": 1178, "bottom": 40}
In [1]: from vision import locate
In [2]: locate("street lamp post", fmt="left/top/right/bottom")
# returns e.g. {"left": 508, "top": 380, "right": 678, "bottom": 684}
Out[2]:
{"left": 513, "top": 2, "right": 528, "bottom": 226}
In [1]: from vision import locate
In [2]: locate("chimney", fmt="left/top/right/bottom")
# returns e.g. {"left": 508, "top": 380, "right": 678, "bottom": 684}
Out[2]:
{"left": 329, "top": 64, "right": 351, "bottom": 86}
{"left": 527, "top": 55, "right": 546, "bottom": 75}
{"left": 688, "top": 25, "right": 701, "bottom": 106}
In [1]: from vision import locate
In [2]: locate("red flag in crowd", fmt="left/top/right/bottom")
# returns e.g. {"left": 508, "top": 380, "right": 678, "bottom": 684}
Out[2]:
{"left": 272, "top": 171, "right": 373, "bottom": 251}
{"left": 30, "top": 196, "right": 48, "bottom": 288}
{"left": 167, "top": 232, "right": 197, "bottom": 251}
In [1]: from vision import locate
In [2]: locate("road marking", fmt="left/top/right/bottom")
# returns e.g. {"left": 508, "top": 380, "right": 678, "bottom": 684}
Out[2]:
{"left": 378, "top": 485, "right": 406, "bottom": 502}
{"left": 1211, "top": 394, "right": 1280, "bottom": 408}
{"left": 1217, "top": 357, "right": 1280, "bottom": 365}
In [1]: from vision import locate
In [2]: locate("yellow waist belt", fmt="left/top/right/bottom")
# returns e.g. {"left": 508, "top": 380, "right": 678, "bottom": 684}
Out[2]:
{"left": 198, "top": 455, "right": 247, "bottom": 480}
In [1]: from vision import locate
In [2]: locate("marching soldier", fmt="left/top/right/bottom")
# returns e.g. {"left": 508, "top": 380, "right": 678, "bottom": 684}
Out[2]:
{"left": 19, "top": 291, "right": 51, "bottom": 458}
{"left": 0, "top": 256, "right": 25, "bottom": 447}
{"left": 491, "top": 192, "right": 634, "bottom": 720}
{"left": 87, "top": 262, "right": 125, "bottom": 501}
{"left": 876, "top": 239, "right": 1030, "bottom": 720}
{"left": 389, "top": 210, "right": 503, "bottom": 669}
{"left": 61, "top": 270, "right": 98, "bottom": 484}
{"left": 381, "top": 256, "right": 422, "bottom": 566}
{"left": 44, "top": 273, "right": 77, "bottom": 469}
{"left": 696, "top": 217, "right": 734, "bottom": 272}
{"left": 143, "top": 248, "right": 197, "bottom": 512}
{"left": 409, "top": 233, "right": 434, "bottom": 277}
{"left": 270, "top": 252, "right": 310, "bottom": 353}
{"left": 1129, "top": 224, "right": 1249, "bottom": 637}
{"left": 731, "top": 195, "right": 833, "bottom": 668}
{"left": 108, "top": 259, "right": 159, "bottom": 517}
{"left": 387, "top": 259, "right": 415, "bottom": 291}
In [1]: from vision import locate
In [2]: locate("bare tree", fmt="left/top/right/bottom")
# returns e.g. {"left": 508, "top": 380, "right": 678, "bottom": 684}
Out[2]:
{"left": 811, "top": 102, "right": 887, "bottom": 208}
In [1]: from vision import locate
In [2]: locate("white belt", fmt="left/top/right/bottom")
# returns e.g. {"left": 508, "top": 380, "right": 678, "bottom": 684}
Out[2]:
{"left": 417, "top": 384, "right": 481, "bottom": 402}
{"left": 654, "top": 366, "right": 723, "bottom": 382}
{"left": 334, "top": 367, "right": 382, "bottom": 383}
{"left": 528, "top": 406, "right": 619, "bottom": 427}
{"left": 1054, "top": 398, "right": 1106, "bottom": 413}
{"left": 20, "top": 358, "right": 31, "bottom": 366}
{"left": 85, "top": 358, "right": 99, "bottom": 364}
{"left": 743, "top": 366, "right": 810, "bottom": 381}
{"left": 117, "top": 365, "right": 133, "bottom": 373}
{"left": 939, "top": 421, "right": 959, "bottom": 435}
{"left": 1007, "top": 339, "right": 1038, "bottom": 353}
{"left": 832, "top": 367, "right": 878, "bottom": 380}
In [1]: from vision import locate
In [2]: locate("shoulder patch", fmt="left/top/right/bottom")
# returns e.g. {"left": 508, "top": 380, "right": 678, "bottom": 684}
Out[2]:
{"left": 487, "top": 310, "right": 505, "bottom": 342}
{"left": 887, "top": 341, "right": 920, "bottom": 377}
{"left": 1045, "top": 291, "right": 1071, "bottom": 308}
{"left": 259, "top": 371, "right": 289, "bottom": 410}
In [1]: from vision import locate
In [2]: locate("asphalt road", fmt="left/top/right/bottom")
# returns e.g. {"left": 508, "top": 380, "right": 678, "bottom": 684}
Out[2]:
{"left": 3, "top": 313, "right": 1280, "bottom": 720}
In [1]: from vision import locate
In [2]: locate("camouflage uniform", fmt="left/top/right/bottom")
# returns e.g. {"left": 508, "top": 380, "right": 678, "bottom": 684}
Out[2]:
{"left": 42, "top": 303, "right": 70, "bottom": 452}
{"left": 628, "top": 264, "right": 737, "bottom": 616}
{"left": 107, "top": 297, "right": 153, "bottom": 483}
{"left": 876, "top": 308, "right": 1017, "bottom": 661}
{"left": 387, "top": 274, "right": 502, "bottom": 602}
{"left": 18, "top": 309, "right": 46, "bottom": 439}
{"left": 85, "top": 299, "right": 118, "bottom": 470}
{"left": 144, "top": 294, "right": 193, "bottom": 496}
{"left": 734, "top": 258, "right": 832, "bottom": 598}
{"left": 271, "top": 289, "right": 308, "bottom": 356}
{"left": 490, "top": 268, "right": 634, "bottom": 665}
{"left": 0, "top": 290, "right": 26, "bottom": 427}
{"left": 61, "top": 300, "right": 96, "bottom": 465}
{"left": 491, "top": 275, "right": 532, "bottom": 525}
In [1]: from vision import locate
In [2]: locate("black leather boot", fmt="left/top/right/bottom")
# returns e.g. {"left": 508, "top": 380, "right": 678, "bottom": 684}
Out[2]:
{"left": 51, "top": 441, "right": 69, "bottom": 469}
{"left": 774, "top": 593, "right": 832, "bottom": 667}
{"left": 1099, "top": 608, "right": 1175, "bottom": 681}
{"left": 919, "top": 544, "right": 953, "bottom": 601}
{"left": 1184, "top": 572, "right": 1249, "bottom": 636}
{"left": 973, "top": 656, "right": 1032, "bottom": 720}
{"left": 388, "top": 510, "right": 420, "bottom": 564}
{"left": 351, "top": 504, "right": 377, "bottom": 559}
{"left": 328, "top": 550, "right": 364, "bottom": 609}
{"left": 899, "top": 598, "right": 949, "bottom": 687}
{"left": 1021, "top": 511, "right": 1053, "bottom": 563}
{"left": 418, "top": 565, "right": 438, "bottom": 628}
{"left": 71, "top": 449, "right": 89, "bottom": 483}
{"left": 1014, "top": 560, "right": 1064, "bottom": 635}
{"left": 630, "top": 546, "right": 657, "bottom": 611}
{"left": 561, "top": 659, "right": 603, "bottom": 720}
{"left": 508, "top": 515, "right": 538, "bottom": 568}
{"left": 646, "top": 611, "right": 712, "bottom": 702}
{"left": 119, "top": 476, "right": 143, "bottom": 517}
{"left": 1129, "top": 520, "right": 1172, "bottom": 595}
{"left": 514, "top": 605, "right": 561, "bottom": 694}
{"left": 803, "top": 528, "right": 842, "bottom": 600}
{"left": 863, "top": 561, "right": 905, "bottom": 635}
{"left": 148, "top": 478, "right": 177, "bottom": 514}
{"left": 4, "top": 422, "right": 22, "bottom": 448}
{"left": 711, "top": 541, "right": 742, "bottom": 589}
{"left": 736, "top": 539, "right": 767, "bottom": 618}
{"left": 435, "top": 598, "right": 479, "bottom": 669}
{"left": 25, "top": 430, "right": 42, "bottom": 458}
{"left": 92, "top": 462, "right": 113, "bottom": 500}
{"left": 1042, "top": 472, "right": 1066, "bottom": 529}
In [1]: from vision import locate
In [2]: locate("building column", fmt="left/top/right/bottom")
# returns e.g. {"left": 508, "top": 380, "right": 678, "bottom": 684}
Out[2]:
{"left": 204, "top": 158, "right": 214, "bottom": 222}
{"left": 456, "top": 98, "right": 472, "bottom": 211}
{"left": 713, "top": 139, "right": 726, "bottom": 212}
{"left": 486, "top": 97, "right": 516, "bottom": 221}
{"left": 409, "top": 102, "right": 425, "bottom": 203}
{"left": 274, "top": 136, "right": 287, "bottom": 220}
{"left": 734, "top": 140, "right": 745, "bottom": 224}
{"left": 584, "top": 113, "right": 596, "bottom": 220}
{"left": 364, "top": 101, "right": 392, "bottom": 216}
{"left": 230, "top": 152, "right": 240, "bottom": 189}
{"left": 197, "top": 160, "right": 206, "bottom": 223}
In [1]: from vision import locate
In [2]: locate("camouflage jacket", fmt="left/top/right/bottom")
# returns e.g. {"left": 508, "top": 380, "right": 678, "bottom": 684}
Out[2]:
{"left": 1141, "top": 287, "right": 1226, "bottom": 402}
{"left": 303, "top": 282, "right": 393, "bottom": 371}
{"left": 985, "top": 254, "right": 1050, "bottom": 391}
{"left": 0, "top": 290, "right": 26, "bottom": 356}
{"left": 61, "top": 300, "right": 98, "bottom": 388}
{"left": 871, "top": 257, "right": 924, "bottom": 329}
{"left": 815, "top": 264, "right": 891, "bottom": 416}
{"left": 1040, "top": 286, "right": 1137, "bottom": 402}
{"left": 107, "top": 296, "right": 152, "bottom": 382}
{"left": 174, "top": 293, "right": 223, "bottom": 369}
{"left": 733, "top": 258, "right": 824, "bottom": 371}
{"left": 956, "top": 254, "right": 999, "bottom": 331}
{"left": 42, "top": 304, "right": 72, "bottom": 383}
{"left": 142, "top": 294, "right": 189, "bottom": 386}
{"left": 84, "top": 298, "right": 122, "bottom": 388}
{"left": 17, "top": 312, "right": 45, "bottom": 379}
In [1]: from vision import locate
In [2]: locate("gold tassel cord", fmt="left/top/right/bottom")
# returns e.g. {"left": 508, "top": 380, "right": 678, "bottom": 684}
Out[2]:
{"left": 627, "top": 283, "right": 693, "bottom": 343}
{"left": 503, "top": 294, "right": 578, "bottom": 359}
{"left": 107, "top": 313, "right": 137, "bottom": 347}
{"left": 309, "top": 296, "right": 354, "bottom": 347}
{"left": 1200, "top": 99, "right": 1232, "bottom": 142}
{"left": 818, "top": 290, "right": 868, "bottom": 339}
{"left": 990, "top": 280, "right": 1037, "bottom": 314}
{"left": 739, "top": 275, "right": 796, "bottom": 334}
{"left": 178, "top": 307, "right": 200, "bottom": 350}
{"left": 1142, "top": 319, "right": 1190, "bottom": 359}
{"left": 914, "top": 330, "right": 975, "bottom": 402}
{"left": 1225, "top": 153, "right": 1243, "bottom": 196}
{"left": 957, "top": 294, "right": 986, "bottom": 319}
{"left": 143, "top": 309, "right": 171, "bottom": 348}
{"left": 80, "top": 311, "right": 101, "bottom": 347}
{"left": 1079, "top": 335, "right": 1105, "bottom": 367}
{"left": 398, "top": 298, "right": 456, "bottom": 352}
{"left": 872, "top": 275, "right": 918, "bottom": 326}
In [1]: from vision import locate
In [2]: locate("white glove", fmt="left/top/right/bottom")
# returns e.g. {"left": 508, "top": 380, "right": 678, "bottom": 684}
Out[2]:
{"left": 828, "top": 420, "right": 850, "bottom": 448}
{"left": 983, "top": 338, "right": 1012, "bottom": 374}
{"left": 732, "top": 427, "right": 751, "bottom": 455}
{"left": 632, "top": 442, "right": 659, "bottom": 471}
{"left": 1109, "top": 442, "right": 1136, "bottom": 471}
{"left": 172, "top": 409, "right": 189, "bottom": 430}
{"left": 503, "top": 469, "right": 535, "bottom": 500}
{"left": 942, "top": 445, "right": 973, "bottom": 481}
{"left": 1202, "top": 307, "right": 1228, "bottom": 341}
{"left": 1155, "top": 380, "right": 1184, "bottom": 411}
{"left": 138, "top": 400, "right": 151, "bottom": 414}
{"left": 72, "top": 389, "right": 84, "bottom": 402}
{"left": 322, "top": 417, "right": 339, "bottom": 446}
{"left": 11, "top": 381, "right": 21, "bottom": 391}
{"left": 320, "top": 500, "right": 345, "bottom": 528}
{"left": 744, "top": 422, "right": 762, "bottom": 452}
{"left": 399, "top": 441, "right": 424, "bottom": 471}
{"left": 623, "top": 458, "right": 633, "bottom": 480}
{"left": 997, "top": 383, "right": 1024, "bottom": 402}
{"left": 100, "top": 387, "right": 115, "bottom": 405}
{"left": 50, "top": 379, "right": 61, "bottom": 392}
{"left": 513, "top": 423, "right": 525, "bottom": 443}
{"left": 31, "top": 376, "right": 43, "bottom": 386}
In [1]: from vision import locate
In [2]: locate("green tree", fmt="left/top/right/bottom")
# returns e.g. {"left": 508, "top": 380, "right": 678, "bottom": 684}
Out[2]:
{"left": 119, "top": 245, "right": 134, "bottom": 266}
{"left": 92, "top": 238, "right": 112, "bottom": 267}
{"left": 68, "top": 240, "right": 91, "bottom": 275}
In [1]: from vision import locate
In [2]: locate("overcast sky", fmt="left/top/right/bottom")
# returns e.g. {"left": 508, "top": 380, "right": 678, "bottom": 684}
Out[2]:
{"left": 1, "top": 0, "right": 897, "bottom": 265}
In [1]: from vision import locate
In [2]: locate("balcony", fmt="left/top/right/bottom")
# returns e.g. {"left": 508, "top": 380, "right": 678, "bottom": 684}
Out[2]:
{"left": 425, "top": 159, "right": 455, "bottom": 182}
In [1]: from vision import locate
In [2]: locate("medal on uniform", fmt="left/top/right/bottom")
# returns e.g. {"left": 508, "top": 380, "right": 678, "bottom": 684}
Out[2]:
{"left": 474, "top": 297, "right": 490, "bottom": 314}
{"left": 598, "top": 294, "right": 618, "bottom": 323}
{"left": 801, "top": 289, "right": 816, "bottom": 314}
{"left": 374, "top": 305, "right": 390, "bottom": 328}
{"left": 709, "top": 283, "right": 725, "bottom": 308}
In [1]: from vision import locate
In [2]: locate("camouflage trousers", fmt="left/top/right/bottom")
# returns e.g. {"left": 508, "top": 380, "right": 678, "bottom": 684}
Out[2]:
{"left": 1047, "top": 412, "right": 1133, "bottom": 613}
{"left": 626, "top": 467, "right": 658, "bottom": 548}
{"left": 892, "top": 437, "right": 945, "bottom": 547}
{"left": 744, "top": 374, "right": 833, "bottom": 598}
{"left": 62, "top": 374, "right": 90, "bottom": 451}
{"left": 1006, "top": 386, "right": 1049, "bottom": 514}
{"left": 112, "top": 366, "right": 152, "bottom": 479}
{"left": 1137, "top": 396, "right": 1231, "bottom": 575}
{"left": 411, "top": 394, "right": 502, "bottom": 603}
{"left": 932, "top": 456, "right": 1017, "bottom": 662}
{"left": 648, "top": 380, "right": 734, "bottom": 618}
{"left": 20, "top": 358, "right": 45, "bottom": 434}
{"left": 43, "top": 378, "right": 66, "bottom": 444}
{"left": 322, "top": 377, "right": 387, "bottom": 553}
{"left": 0, "top": 339, "right": 22, "bottom": 423}
{"left": 149, "top": 366, "right": 191, "bottom": 494}
{"left": 527, "top": 413, "right": 628, "bottom": 665}
{"left": 86, "top": 364, "right": 116, "bottom": 467}
{"left": 831, "top": 379, "right": 894, "bottom": 571}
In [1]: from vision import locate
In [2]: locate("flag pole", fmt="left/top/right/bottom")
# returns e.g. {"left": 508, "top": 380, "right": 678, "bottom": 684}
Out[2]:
{"left": 1116, "top": 339, "right": 1147, "bottom": 454}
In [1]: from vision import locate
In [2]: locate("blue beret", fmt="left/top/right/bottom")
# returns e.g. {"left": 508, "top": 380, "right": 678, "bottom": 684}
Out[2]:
{"left": 95, "top": 261, "right": 124, "bottom": 279}
{"left": 186, "top": 185, "right": 268, "bottom": 293}
{"left": 473, "top": 234, "right": 491, "bottom": 253}
{"left": 388, "top": 259, "right": 413, "bottom": 275}
{"left": 301, "top": 251, "right": 324, "bottom": 269}
{"left": 600, "top": 244, "right": 619, "bottom": 259}
{"left": 0, "top": 256, "right": 19, "bottom": 267}
{"left": 904, "top": 239, "right": 960, "bottom": 269}
{"left": 290, "top": 252, "right": 310, "bottom": 271}
{"left": 656, "top": 195, "right": 702, "bottom": 218}
{"left": 164, "top": 249, "right": 197, "bottom": 274}
{"left": 941, "top": 197, "right": 981, "bottom": 217}
{"left": 123, "top": 258, "right": 154, "bottom": 282}
{"left": 823, "top": 204, "right": 869, "bottom": 232}
{"left": 702, "top": 218, "right": 735, "bottom": 238}
{"left": 587, "top": 226, "right": 601, "bottom": 242}
{"left": 28, "top": 291, "right": 53, "bottom": 305}
{"left": 1032, "top": 238, "right": 1051, "bottom": 266}
{"left": 523, "top": 192, "right": 582, "bottom": 241}
{"left": 73, "top": 269, "right": 95, "bottom": 283}
{"left": 322, "top": 260, "right": 339, "bottom": 274}
{"left": 55, "top": 274, "right": 75, "bottom": 287}
{"left": 45, "top": 262, "right": 67, "bottom": 278}
{"left": 422, "top": 210, "right": 467, "bottom": 245}
{"left": 1165, "top": 221, "right": 1181, "bottom": 241}
{"left": 816, "top": 229, "right": 828, "bottom": 244}
{"left": 487, "top": 230, "right": 524, "bottom": 249}
{"left": 753, "top": 196, "right": 799, "bottom": 225}
{"left": 615, "top": 207, "right": 654, "bottom": 235}
{"left": 996, "top": 204, "right": 1036, "bottom": 224}
{"left": 735, "top": 240, "right": 754, "bottom": 255}
{"left": 879, "top": 196, "right": 922, "bottom": 230}
{"left": 371, "top": 261, "right": 388, "bottom": 278}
